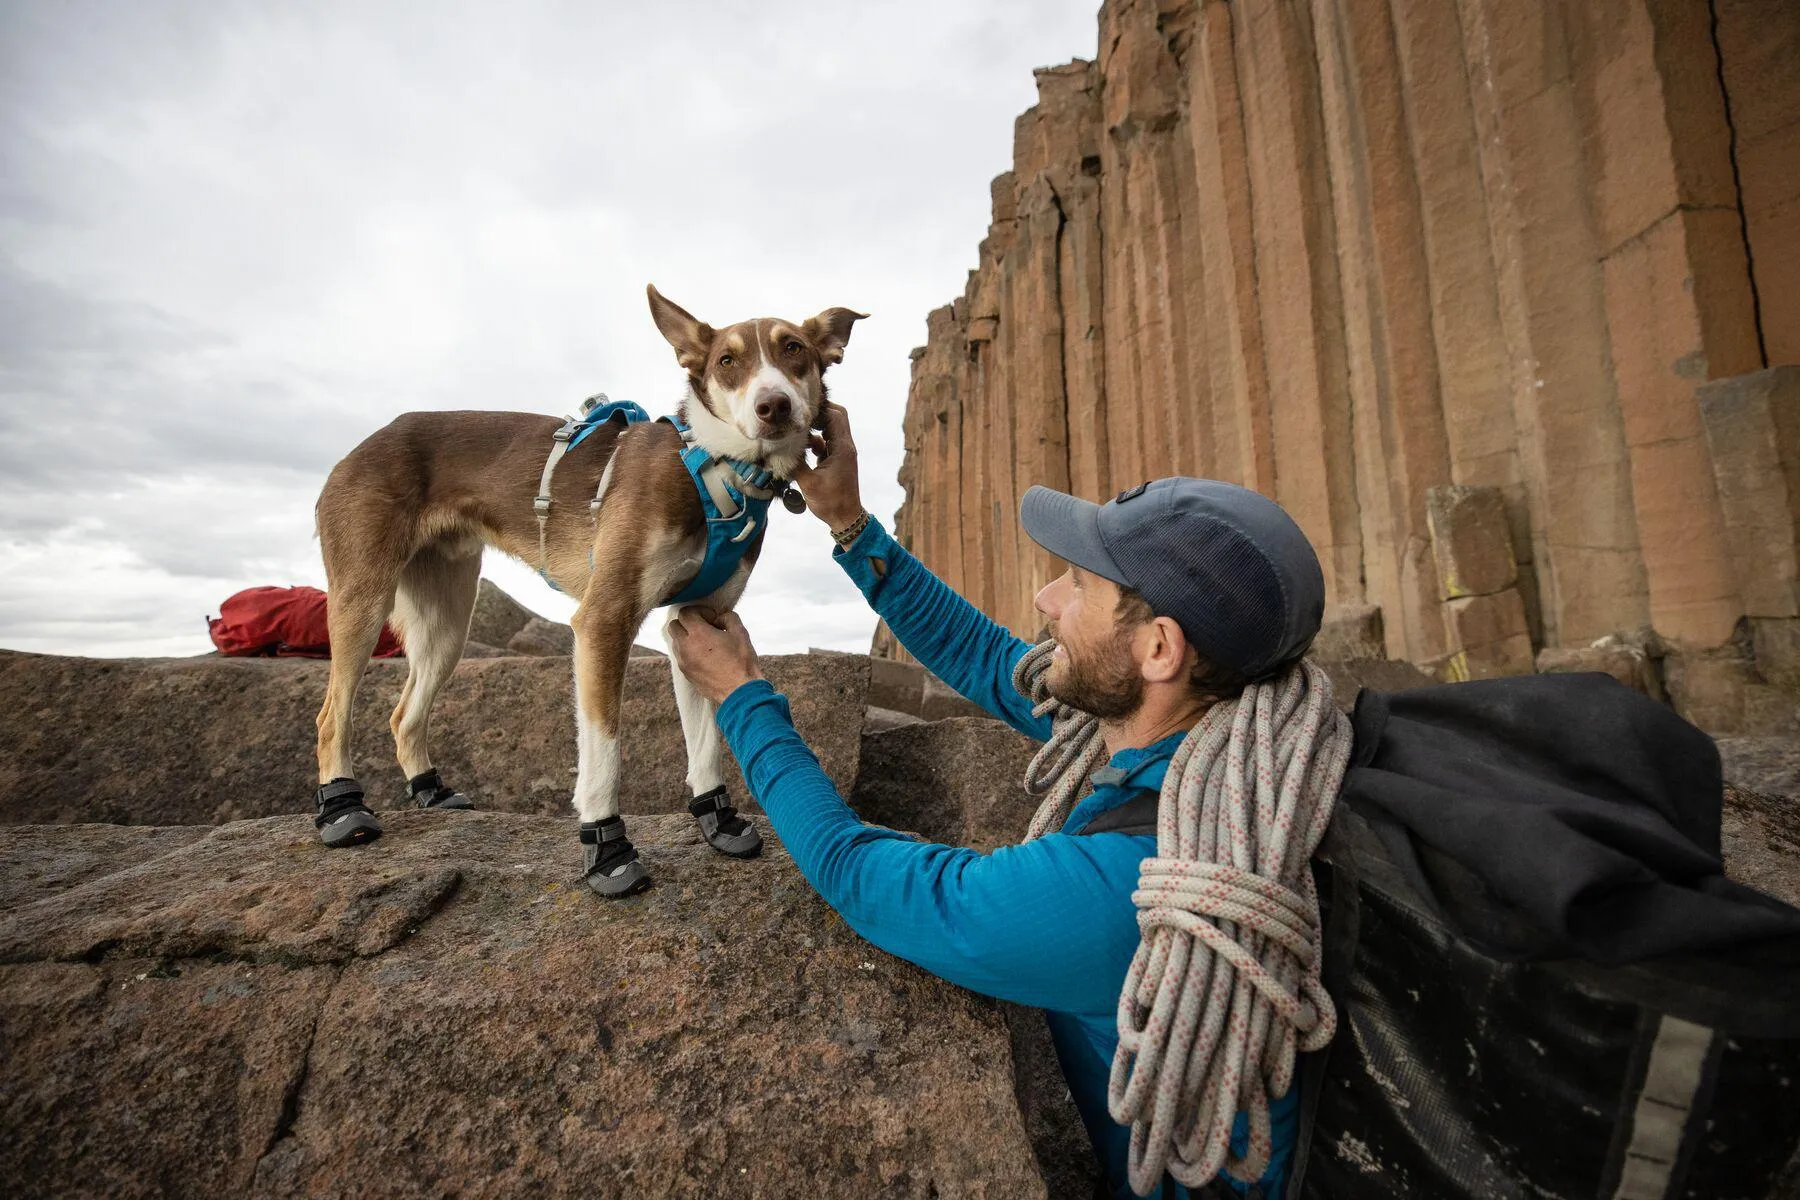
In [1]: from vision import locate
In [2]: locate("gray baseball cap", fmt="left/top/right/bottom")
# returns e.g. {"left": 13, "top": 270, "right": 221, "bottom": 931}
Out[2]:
{"left": 1020, "top": 478, "right": 1325, "bottom": 679}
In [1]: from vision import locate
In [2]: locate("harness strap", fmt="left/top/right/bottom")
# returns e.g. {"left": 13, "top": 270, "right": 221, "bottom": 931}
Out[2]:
{"left": 589, "top": 453, "right": 620, "bottom": 519}
{"left": 1074, "top": 788, "right": 1160, "bottom": 838}
{"left": 535, "top": 394, "right": 653, "bottom": 581}
{"left": 697, "top": 458, "right": 744, "bottom": 520}
{"left": 579, "top": 817, "right": 632, "bottom": 845}
{"left": 534, "top": 418, "right": 577, "bottom": 571}
{"left": 659, "top": 420, "right": 785, "bottom": 591}
{"left": 313, "top": 778, "right": 369, "bottom": 828}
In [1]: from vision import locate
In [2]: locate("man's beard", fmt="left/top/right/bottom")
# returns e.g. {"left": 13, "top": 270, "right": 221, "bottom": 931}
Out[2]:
{"left": 1045, "top": 623, "right": 1144, "bottom": 720}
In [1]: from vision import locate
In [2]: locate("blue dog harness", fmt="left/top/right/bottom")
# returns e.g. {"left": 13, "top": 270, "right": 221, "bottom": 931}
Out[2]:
{"left": 531, "top": 393, "right": 779, "bottom": 606}
{"left": 660, "top": 417, "right": 777, "bottom": 605}
{"left": 568, "top": 397, "right": 652, "bottom": 449}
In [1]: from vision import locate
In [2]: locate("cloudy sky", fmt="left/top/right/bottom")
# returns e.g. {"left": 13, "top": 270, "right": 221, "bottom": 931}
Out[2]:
{"left": 0, "top": 0, "right": 1097, "bottom": 657}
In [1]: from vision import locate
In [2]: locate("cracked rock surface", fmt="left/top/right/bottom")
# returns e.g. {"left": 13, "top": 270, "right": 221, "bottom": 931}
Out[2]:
{"left": 0, "top": 812, "right": 1043, "bottom": 1199}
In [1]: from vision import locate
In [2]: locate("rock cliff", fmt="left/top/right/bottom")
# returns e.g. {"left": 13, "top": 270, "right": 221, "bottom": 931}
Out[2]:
{"left": 883, "top": 0, "right": 1800, "bottom": 734}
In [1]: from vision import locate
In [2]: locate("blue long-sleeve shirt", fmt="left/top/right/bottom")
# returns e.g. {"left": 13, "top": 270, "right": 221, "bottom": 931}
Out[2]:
{"left": 715, "top": 515, "right": 1297, "bottom": 1198}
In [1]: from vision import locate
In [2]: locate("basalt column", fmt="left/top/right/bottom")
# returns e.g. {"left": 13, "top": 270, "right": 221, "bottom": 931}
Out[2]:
{"left": 881, "top": 0, "right": 1797, "bottom": 703}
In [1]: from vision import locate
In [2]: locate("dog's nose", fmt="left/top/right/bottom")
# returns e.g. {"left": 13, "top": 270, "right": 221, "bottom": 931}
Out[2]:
{"left": 754, "top": 391, "right": 793, "bottom": 425}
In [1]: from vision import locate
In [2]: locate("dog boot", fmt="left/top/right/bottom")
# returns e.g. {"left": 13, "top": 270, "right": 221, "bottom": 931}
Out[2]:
{"left": 581, "top": 816, "right": 651, "bottom": 898}
{"left": 315, "top": 778, "right": 383, "bottom": 848}
{"left": 687, "top": 786, "right": 762, "bottom": 859}
{"left": 406, "top": 769, "right": 472, "bottom": 811}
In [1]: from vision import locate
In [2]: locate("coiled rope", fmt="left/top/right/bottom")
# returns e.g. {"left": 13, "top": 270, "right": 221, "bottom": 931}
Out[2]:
{"left": 1012, "top": 640, "right": 1352, "bottom": 1193}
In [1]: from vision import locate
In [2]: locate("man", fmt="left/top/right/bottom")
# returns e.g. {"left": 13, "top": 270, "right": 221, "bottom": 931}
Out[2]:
{"left": 668, "top": 404, "right": 1328, "bottom": 1199}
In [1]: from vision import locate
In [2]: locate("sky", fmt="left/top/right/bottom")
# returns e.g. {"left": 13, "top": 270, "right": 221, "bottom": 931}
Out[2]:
{"left": 0, "top": 0, "right": 1098, "bottom": 657}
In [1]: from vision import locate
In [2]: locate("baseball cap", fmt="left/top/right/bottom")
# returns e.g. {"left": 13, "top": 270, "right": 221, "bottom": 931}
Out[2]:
{"left": 1019, "top": 478, "right": 1325, "bottom": 679}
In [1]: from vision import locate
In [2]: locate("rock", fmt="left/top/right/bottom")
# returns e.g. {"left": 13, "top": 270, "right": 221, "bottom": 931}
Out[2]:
{"left": 1314, "top": 604, "right": 1386, "bottom": 662}
{"left": 1004, "top": 1004, "right": 1100, "bottom": 1200}
{"left": 859, "top": 655, "right": 987, "bottom": 724}
{"left": 459, "top": 640, "right": 513, "bottom": 658}
{"left": 1535, "top": 637, "right": 1665, "bottom": 701}
{"left": 1426, "top": 485, "right": 1519, "bottom": 600}
{"left": 467, "top": 578, "right": 537, "bottom": 650}
{"left": 882, "top": 0, "right": 1782, "bottom": 685}
{"left": 1721, "top": 784, "right": 1800, "bottom": 909}
{"left": 1663, "top": 639, "right": 1800, "bottom": 736}
{"left": 507, "top": 616, "right": 575, "bottom": 657}
{"left": 864, "top": 706, "right": 926, "bottom": 734}
{"left": 1717, "top": 736, "right": 1800, "bottom": 801}
{"left": 1319, "top": 658, "right": 1433, "bottom": 708}
{"left": 846, "top": 715, "right": 1099, "bottom": 1200}
{"left": 920, "top": 674, "right": 991, "bottom": 723}
{"left": 852, "top": 718, "right": 1041, "bottom": 850}
{"left": 0, "top": 650, "right": 869, "bottom": 828}
{"left": 503, "top": 619, "right": 663, "bottom": 660}
{"left": 1697, "top": 366, "right": 1800, "bottom": 619}
{"left": 0, "top": 813, "right": 1044, "bottom": 1198}
{"left": 0, "top": 824, "right": 208, "bottom": 912}
{"left": 869, "top": 657, "right": 927, "bottom": 716}
{"left": 1441, "top": 589, "right": 1535, "bottom": 680}
{"left": 1752, "top": 616, "right": 1800, "bottom": 692}
{"left": 1, "top": 954, "right": 334, "bottom": 1199}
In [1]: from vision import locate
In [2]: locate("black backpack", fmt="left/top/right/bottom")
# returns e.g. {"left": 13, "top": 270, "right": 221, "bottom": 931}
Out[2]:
{"left": 1080, "top": 673, "right": 1800, "bottom": 1199}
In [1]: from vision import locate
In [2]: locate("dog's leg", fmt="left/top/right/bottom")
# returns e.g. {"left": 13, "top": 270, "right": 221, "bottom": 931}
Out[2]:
{"left": 316, "top": 581, "right": 393, "bottom": 782}
{"left": 388, "top": 543, "right": 480, "bottom": 811}
{"left": 663, "top": 556, "right": 763, "bottom": 859}
{"left": 312, "top": 570, "right": 399, "bottom": 848}
{"left": 569, "top": 532, "right": 659, "bottom": 898}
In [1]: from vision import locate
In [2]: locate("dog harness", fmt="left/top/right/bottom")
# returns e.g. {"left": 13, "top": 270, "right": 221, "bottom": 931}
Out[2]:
{"left": 532, "top": 393, "right": 782, "bottom": 606}
{"left": 660, "top": 417, "right": 779, "bottom": 605}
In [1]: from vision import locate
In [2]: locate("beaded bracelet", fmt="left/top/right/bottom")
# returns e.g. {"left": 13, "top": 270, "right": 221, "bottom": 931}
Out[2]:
{"left": 831, "top": 511, "right": 872, "bottom": 548}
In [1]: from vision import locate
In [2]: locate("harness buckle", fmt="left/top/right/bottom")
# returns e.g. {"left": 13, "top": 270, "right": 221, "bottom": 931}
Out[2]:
{"left": 533, "top": 495, "right": 552, "bottom": 517}
{"left": 552, "top": 425, "right": 574, "bottom": 443}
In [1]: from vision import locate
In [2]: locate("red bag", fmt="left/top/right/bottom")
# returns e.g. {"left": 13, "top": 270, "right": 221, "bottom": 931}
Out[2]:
{"left": 207, "top": 586, "right": 403, "bottom": 658}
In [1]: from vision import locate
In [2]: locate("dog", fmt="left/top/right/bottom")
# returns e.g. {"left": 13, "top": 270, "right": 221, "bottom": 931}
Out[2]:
{"left": 309, "top": 284, "right": 865, "bottom": 896}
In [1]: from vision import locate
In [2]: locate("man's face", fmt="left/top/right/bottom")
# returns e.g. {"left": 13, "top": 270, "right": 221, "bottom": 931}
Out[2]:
{"left": 1033, "top": 566, "right": 1145, "bottom": 720}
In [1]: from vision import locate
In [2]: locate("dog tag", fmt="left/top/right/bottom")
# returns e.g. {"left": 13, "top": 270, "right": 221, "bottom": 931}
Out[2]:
{"left": 781, "top": 486, "right": 808, "bottom": 515}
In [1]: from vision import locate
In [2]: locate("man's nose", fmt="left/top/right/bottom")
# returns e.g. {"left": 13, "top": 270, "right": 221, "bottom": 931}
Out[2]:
{"left": 754, "top": 389, "right": 793, "bottom": 425}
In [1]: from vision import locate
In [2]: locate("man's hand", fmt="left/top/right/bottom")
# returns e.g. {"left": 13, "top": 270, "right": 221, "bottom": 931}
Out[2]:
{"left": 667, "top": 607, "right": 764, "bottom": 705}
{"left": 790, "top": 401, "right": 865, "bottom": 534}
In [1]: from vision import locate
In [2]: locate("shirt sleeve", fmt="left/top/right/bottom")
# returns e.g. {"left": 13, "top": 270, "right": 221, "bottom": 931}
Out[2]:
{"left": 720, "top": 679, "right": 1146, "bottom": 1015}
{"left": 832, "top": 515, "right": 1050, "bottom": 741}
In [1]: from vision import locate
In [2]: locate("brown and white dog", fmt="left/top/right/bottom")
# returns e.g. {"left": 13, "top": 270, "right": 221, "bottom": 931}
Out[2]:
{"left": 310, "top": 285, "right": 865, "bottom": 896}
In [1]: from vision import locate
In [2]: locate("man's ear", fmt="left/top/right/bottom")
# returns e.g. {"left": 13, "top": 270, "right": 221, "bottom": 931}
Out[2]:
{"left": 647, "top": 284, "right": 714, "bottom": 375}
{"left": 803, "top": 306, "right": 870, "bottom": 367}
{"left": 1138, "top": 617, "right": 1191, "bottom": 686}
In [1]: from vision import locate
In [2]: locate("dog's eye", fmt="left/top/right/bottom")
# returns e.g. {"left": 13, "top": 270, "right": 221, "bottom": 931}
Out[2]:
{"left": 717, "top": 354, "right": 733, "bottom": 368}
{"left": 784, "top": 340, "right": 802, "bottom": 356}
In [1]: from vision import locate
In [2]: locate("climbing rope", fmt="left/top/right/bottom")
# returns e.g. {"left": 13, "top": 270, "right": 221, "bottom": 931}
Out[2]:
{"left": 1012, "top": 641, "right": 1353, "bottom": 1193}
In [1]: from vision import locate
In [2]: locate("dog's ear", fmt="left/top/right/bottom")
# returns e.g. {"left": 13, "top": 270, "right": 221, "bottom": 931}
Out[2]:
{"left": 803, "top": 307, "right": 869, "bottom": 368}
{"left": 647, "top": 284, "right": 714, "bottom": 375}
